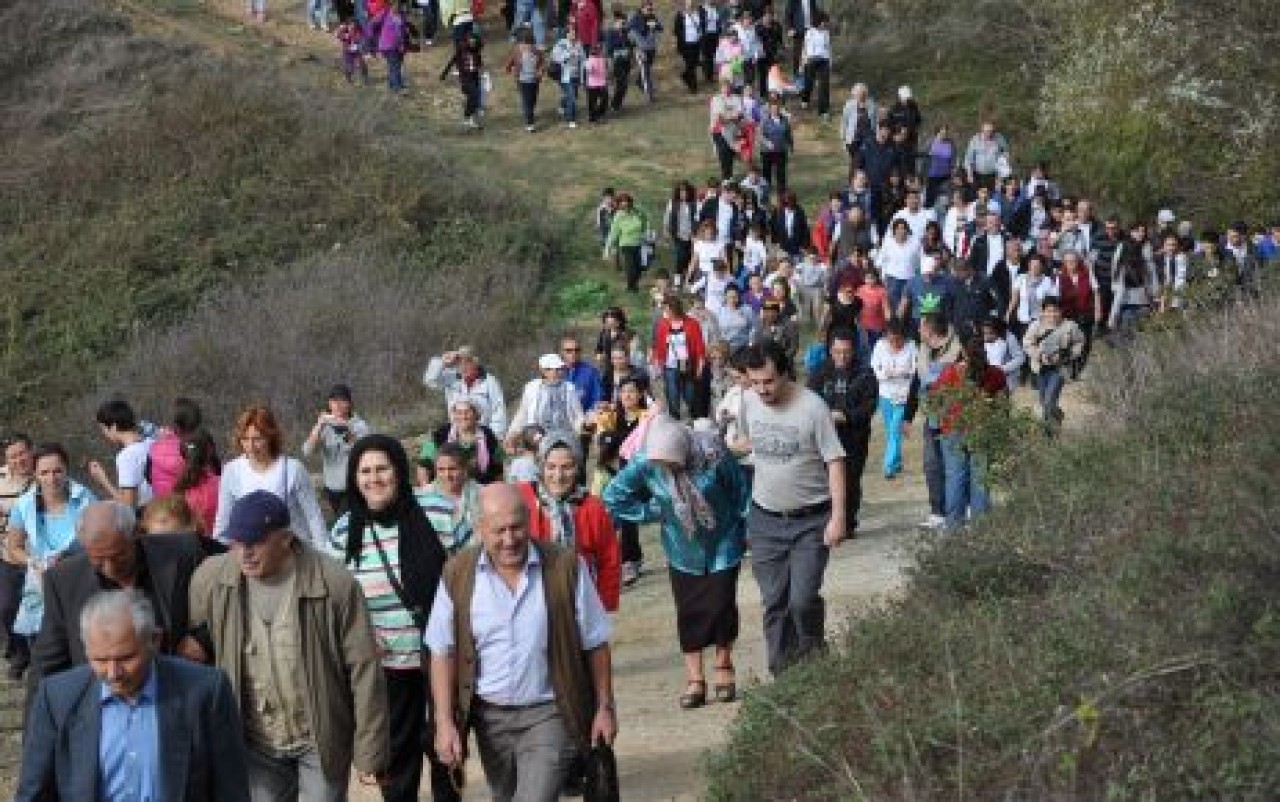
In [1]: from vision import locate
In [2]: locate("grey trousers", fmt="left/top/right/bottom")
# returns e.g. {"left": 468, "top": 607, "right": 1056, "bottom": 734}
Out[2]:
{"left": 245, "top": 744, "right": 349, "bottom": 802}
{"left": 474, "top": 700, "right": 573, "bottom": 802}
{"left": 747, "top": 504, "right": 831, "bottom": 675}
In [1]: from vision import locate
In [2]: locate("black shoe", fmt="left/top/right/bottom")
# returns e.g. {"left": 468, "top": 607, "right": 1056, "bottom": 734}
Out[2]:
{"left": 7, "top": 656, "right": 28, "bottom": 681}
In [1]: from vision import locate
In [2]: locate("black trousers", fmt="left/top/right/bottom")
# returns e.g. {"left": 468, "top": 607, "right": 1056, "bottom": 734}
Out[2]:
{"left": 789, "top": 32, "right": 803, "bottom": 74}
{"left": 619, "top": 245, "right": 642, "bottom": 291}
{"left": 383, "top": 667, "right": 459, "bottom": 802}
{"left": 800, "top": 58, "right": 830, "bottom": 114}
{"left": 762, "top": 151, "right": 788, "bottom": 197}
{"left": 618, "top": 521, "right": 643, "bottom": 564}
{"left": 610, "top": 59, "right": 630, "bottom": 109}
{"left": 0, "top": 560, "right": 26, "bottom": 660}
{"left": 699, "top": 33, "right": 718, "bottom": 81}
{"left": 712, "top": 133, "right": 736, "bottom": 180}
{"left": 756, "top": 54, "right": 773, "bottom": 96}
{"left": 461, "top": 74, "right": 481, "bottom": 118}
{"left": 674, "top": 237, "right": 692, "bottom": 277}
{"left": 838, "top": 427, "right": 871, "bottom": 530}
{"left": 587, "top": 86, "right": 608, "bottom": 122}
{"left": 678, "top": 42, "right": 700, "bottom": 92}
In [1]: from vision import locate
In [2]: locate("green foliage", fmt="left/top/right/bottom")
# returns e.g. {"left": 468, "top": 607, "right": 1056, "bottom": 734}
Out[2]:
{"left": 553, "top": 278, "right": 613, "bottom": 323}
{"left": 825, "top": 0, "right": 1280, "bottom": 223}
{"left": 707, "top": 298, "right": 1280, "bottom": 800}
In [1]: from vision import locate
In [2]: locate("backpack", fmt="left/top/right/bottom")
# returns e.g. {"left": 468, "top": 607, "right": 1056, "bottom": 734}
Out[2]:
{"left": 803, "top": 341, "right": 827, "bottom": 375}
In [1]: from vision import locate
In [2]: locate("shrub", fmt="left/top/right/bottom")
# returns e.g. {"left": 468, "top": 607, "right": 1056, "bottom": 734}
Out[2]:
{"left": 707, "top": 298, "right": 1280, "bottom": 800}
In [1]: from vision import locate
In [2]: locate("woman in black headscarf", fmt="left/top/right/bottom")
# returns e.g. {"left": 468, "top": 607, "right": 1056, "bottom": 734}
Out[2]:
{"left": 333, "top": 435, "right": 457, "bottom": 802}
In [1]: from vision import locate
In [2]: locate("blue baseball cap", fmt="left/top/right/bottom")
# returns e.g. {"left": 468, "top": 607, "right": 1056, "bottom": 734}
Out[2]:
{"left": 222, "top": 490, "right": 290, "bottom": 545}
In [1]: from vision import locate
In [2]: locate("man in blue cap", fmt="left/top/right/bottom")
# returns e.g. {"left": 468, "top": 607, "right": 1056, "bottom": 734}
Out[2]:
{"left": 187, "top": 490, "right": 389, "bottom": 802}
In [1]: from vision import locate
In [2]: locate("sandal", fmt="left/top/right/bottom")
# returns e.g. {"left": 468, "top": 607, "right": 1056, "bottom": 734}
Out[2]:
{"left": 679, "top": 680, "right": 707, "bottom": 709}
{"left": 713, "top": 665, "right": 737, "bottom": 703}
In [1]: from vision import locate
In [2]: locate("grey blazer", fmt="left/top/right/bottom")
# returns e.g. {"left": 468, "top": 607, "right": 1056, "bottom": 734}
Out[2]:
{"left": 15, "top": 656, "right": 250, "bottom": 802}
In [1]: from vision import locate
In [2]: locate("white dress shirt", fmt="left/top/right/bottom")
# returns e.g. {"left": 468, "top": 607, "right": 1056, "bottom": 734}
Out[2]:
{"left": 424, "top": 549, "right": 611, "bottom": 706}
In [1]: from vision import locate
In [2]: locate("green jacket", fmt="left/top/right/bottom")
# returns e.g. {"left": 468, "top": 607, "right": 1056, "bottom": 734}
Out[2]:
{"left": 188, "top": 542, "right": 390, "bottom": 780}
{"left": 606, "top": 208, "right": 649, "bottom": 249}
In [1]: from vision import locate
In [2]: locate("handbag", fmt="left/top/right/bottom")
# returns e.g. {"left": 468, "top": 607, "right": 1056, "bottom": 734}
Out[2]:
{"left": 583, "top": 739, "right": 620, "bottom": 802}
{"left": 547, "top": 59, "right": 563, "bottom": 82}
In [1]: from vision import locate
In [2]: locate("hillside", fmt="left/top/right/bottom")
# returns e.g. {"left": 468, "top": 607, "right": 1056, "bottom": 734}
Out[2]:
{"left": 0, "top": 0, "right": 562, "bottom": 446}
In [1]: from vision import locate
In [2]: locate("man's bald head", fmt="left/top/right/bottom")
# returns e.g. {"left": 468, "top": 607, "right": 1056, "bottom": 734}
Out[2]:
{"left": 477, "top": 483, "right": 531, "bottom": 570}
{"left": 78, "top": 501, "right": 137, "bottom": 546}
{"left": 79, "top": 501, "right": 139, "bottom": 586}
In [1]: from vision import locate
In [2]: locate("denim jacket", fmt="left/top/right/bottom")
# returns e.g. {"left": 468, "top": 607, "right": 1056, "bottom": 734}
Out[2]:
{"left": 601, "top": 454, "right": 749, "bottom": 575}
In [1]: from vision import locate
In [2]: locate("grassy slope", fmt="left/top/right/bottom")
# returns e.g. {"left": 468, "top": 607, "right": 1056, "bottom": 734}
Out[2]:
{"left": 0, "top": 0, "right": 567, "bottom": 446}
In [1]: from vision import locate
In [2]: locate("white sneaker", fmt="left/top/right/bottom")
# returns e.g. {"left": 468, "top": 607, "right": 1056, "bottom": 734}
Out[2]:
{"left": 918, "top": 514, "right": 947, "bottom": 530}
{"left": 525, "top": 124, "right": 535, "bottom": 132}
{"left": 568, "top": 121, "right": 577, "bottom": 129}
{"left": 622, "top": 562, "right": 640, "bottom": 587}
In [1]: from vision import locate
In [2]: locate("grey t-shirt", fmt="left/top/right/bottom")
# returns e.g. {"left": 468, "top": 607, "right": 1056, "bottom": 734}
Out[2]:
{"left": 742, "top": 385, "right": 846, "bottom": 511}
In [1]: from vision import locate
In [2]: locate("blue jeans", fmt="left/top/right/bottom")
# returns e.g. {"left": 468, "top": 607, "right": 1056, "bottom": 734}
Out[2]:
{"left": 511, "top": 0, "right": 547, "bottom": 46}
{"left": 663, "top": 367, "right": 694, "bottom": 420}
{"left": 922, "top": 424, "right": 945, "bottom": 517}
{"left": 878, "top": 397, "right": 906, "bottom": 476}
{"left": 1037, "top": 365, "right": 1065, "bottom": 421}
{"left": 940, "top": 433, "right": 990, "bottom": 530}
{"left": 559, "top": 79, "right": 579, "bottom": 122}
{"left": 307, "top": 0, "right": 330, "bottom": 27}
{"left": 886, "top": 277, "right": 909, "bottom": 318}
{"left": 383, "top": 50, "right": 405, "bottom": 90}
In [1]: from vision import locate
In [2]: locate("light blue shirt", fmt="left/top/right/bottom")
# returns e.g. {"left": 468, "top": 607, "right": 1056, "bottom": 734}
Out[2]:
{"left": 423, "top": 548, "right": 611, "bottom": 706}
{"left": 9, "top": 481, "right": 97, "bottom": 562}
{"left": 98, "top": 665, "right": 159, "bottom": 802}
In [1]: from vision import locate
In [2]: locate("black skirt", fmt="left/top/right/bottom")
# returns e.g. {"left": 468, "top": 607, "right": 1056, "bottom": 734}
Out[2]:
{"left": 668, "top": 564, "right": 740, "bottom": 652}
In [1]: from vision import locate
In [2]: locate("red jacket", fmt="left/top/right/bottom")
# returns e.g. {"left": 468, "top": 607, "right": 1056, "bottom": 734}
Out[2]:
{"left": 517, "top": 482, "right": 620, "bottom": 611}
{"left": 651, "top": 315, "right": 706, "bottom": 376}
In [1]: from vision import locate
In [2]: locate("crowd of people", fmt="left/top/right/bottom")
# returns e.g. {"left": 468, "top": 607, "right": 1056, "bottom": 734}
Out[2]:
{"left": 5, "top": 1, "right": 1278, "bottom": 801}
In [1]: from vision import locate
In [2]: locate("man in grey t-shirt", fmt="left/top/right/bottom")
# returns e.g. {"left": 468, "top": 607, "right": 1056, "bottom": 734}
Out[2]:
{"left": 733, "top": 342, "right": 847, "bottom": 675}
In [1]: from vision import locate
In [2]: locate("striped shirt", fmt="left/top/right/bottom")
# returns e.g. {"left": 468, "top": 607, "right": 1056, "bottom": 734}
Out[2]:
{"left": 334, "top": 519, "right": 422, "bottom": 670}
{"left": 414, "top": 484, "right": 478, "bottom": 555}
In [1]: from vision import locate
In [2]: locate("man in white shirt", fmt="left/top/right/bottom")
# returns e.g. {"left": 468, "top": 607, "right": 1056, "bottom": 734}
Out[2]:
{"left": 890, "top": 188, "right": 936, "bottom": 246}
{"left": 86, "top": 399, "right": 152, "bottom": 510}
{"left": 674, "top": 0, "right": 702, "bottom": 93}
{"left": 427, "top": 483, "right": 617, "bottom": 802}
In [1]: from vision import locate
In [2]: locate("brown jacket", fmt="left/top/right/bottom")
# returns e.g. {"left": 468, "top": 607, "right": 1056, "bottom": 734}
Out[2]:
{"left": 188, "top": 541, "right": 390, "bottom": 779}
{"left": 441, "top": 542, "right": 596, "bottom": 750}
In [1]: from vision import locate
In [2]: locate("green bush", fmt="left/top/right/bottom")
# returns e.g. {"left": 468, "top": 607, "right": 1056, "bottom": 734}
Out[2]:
{"left": 707, "top": 299, "right": 1280, "bottom": 800}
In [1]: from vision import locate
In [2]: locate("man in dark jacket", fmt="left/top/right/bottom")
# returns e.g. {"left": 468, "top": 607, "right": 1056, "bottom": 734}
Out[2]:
{"left": 856, "top": 122, "right": 896, "bottom": 219}
{"left": 17, "top": 589, "right": 249, "bottom": 802}
{"left": 807, "top": 328, "right": 878, "bottom": 533}
{"left": 950, "top": 258, "right": 1000, "bottom": 339}
{"left": 29, "top": 501, "right": 205, "bottom": 691}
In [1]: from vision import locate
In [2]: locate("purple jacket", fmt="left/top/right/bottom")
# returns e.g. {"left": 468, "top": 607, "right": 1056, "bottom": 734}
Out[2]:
{"left": 378, "top": 11, "right": 405, "bottom": 54}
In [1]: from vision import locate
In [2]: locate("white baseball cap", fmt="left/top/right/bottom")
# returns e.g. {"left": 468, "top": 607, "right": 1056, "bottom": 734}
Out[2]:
{"left": 538, "top": 353, "right": 566, "bottom": 371}
{"left": 1156, "top": 208, "right": 1176, "bottom": 225}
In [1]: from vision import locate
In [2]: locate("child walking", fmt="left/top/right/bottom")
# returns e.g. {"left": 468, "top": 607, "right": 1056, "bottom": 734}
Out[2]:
{"left": 337, "top": 17, "right": 370, "bottom": 83}
{"left": 585, "top": 44, "right": 610, "bottom": 123}
{"left": 441, "top": 32, "right": 485, "bottom": 128}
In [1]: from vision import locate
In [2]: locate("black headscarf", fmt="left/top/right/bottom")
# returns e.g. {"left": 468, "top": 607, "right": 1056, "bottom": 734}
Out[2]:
{"left": 344, "top": 434, "right": 446, "bottom": 626}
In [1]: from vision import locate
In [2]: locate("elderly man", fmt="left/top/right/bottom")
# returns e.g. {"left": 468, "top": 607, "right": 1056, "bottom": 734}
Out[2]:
{"left": 424, "top": 346, "right": 510, "bottom": 438}
{"left": 188, "top": 490, "right": 388, "bottom": 801}
{"left": 29, "top": 500, "right": 204, "bottom": 689}
{"left": 427, "top": 483, "right": 617, "bottom": 802}
{"left": 17, "top": 589, "right": 249, "bottom": 802}
{"left": 507, "top": 353, "right": 586, "bottom": 448}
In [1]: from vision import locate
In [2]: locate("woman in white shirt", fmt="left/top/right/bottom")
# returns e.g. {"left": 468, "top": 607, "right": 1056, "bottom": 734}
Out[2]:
{"left": 1008, "top": 253, "right": 1058, "bottom": 339}
{"left": 686, "top": 219, "right": 726, "bottom": 286}
{"left": 875, "top": 217, "right": 922, "bottom": 315}
{"left": 213, "top": 404, "right": 329, "bottom": 546}
{"left": 870, "top": 319, "right": 917, "bottom": 479}
{"left": 798, "top": 13, "right": 832, "bottom": 117}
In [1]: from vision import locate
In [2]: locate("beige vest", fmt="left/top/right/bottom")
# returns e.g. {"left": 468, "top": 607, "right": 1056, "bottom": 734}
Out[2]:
{"left": 241, "top": 573, "right": 313, "bottom": 753}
